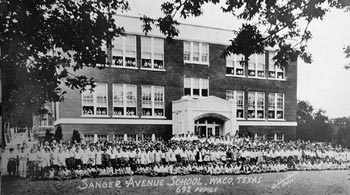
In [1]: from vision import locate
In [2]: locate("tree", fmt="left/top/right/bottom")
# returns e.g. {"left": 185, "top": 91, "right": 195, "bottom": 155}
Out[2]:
{"left": 297, "top": 100, "right": 332, "bottom": 142}
{"left": 54, "top": 125, "right": 63, "bottom": 142}
{"left": 331, "top": 117, "right": 350, "bottom": 148}
{"left": 141, "top": 0, "right": 350, "bottom": 67}
{"left": 44, "top": 129, "right": 53, "bottom": 143}
{"left": 1, "top": 0, "right": 129, "bottom": 127}
{"left": 71, "top": 129, "right": 81, "bottom": 143}
{"left": 2, "top": 0, "right": 350, "bottom": 129}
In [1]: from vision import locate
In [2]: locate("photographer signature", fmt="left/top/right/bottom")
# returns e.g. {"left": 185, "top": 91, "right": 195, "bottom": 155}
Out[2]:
{"left": 271, "top": 172, "right": 299, "bottom": 190}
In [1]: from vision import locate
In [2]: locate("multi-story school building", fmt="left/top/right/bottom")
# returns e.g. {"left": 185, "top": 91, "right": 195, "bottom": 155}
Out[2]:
{"left": 53, "top": 15, "right": 297, "bottom": 142}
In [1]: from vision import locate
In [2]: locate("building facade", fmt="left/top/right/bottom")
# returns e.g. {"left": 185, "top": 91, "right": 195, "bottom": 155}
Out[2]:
{"left": 53, "top": 15, "right": 297, "bottom": 142}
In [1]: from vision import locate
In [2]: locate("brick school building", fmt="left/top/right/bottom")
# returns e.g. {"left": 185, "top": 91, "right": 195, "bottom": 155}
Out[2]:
{"left": 52, "top": 15, "right": 297, "bottom": 142}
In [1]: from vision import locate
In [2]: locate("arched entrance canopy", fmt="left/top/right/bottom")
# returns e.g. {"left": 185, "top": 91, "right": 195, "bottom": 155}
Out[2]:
{"left": 193, "top": 113, "right": 229, "bottom": 122}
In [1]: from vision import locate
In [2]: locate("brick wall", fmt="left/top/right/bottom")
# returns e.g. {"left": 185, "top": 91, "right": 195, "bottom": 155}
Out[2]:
{"left": 57, "top": 36, "right": 297, "bottom": 139}
{"left": 239, "top": 126, "right": 297, "bottom": 140}
{"left": 60, "top": 124, "right": 172, "bottom": 141}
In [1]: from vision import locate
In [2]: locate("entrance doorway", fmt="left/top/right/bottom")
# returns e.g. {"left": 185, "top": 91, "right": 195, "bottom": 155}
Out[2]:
{"left": 194, "top": 117, "right": 223, "bottom": 137}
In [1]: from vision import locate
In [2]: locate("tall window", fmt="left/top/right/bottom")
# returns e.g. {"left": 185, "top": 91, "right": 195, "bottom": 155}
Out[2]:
{"left": 183, "top": 41, "right": 209, "bottom": 64}
{"left": 226, "top": 90, "right": 245, "bottom": 118}
{"left": 248, "top": 92, "right": 265, "bottom": 119}
{"left": 82, "top": 83, "right": 108, "bottom": 116}
{"left": 268, "top": 93, "right": 284, "bottom": 119}
{"left": 248, "top": 53, "right": 265, "bottom": 77}
{"left": 141, "top": 37, "right": 164, "bottom": 70}
{"left": 184, "top": 78, "right": 209, "bottom": 97}
{"left": 113, "top": 84, "right": 137, "bottom": 116}
{"left": 226, "top": 54, "right": 244, "bottom": 76}
{"left": 142, "top": 85, "right": 165, "bottom": 117}
{"left": 112, "top": 35, "right": 137, "bottom": 68}
{"left": 268, "top": 51, "right": 285, "bottom": 79}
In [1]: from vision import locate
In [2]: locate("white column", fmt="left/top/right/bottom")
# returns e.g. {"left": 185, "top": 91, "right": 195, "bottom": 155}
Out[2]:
{"left": 123, "top": 134, "right": 127, "bottom": 141}
{"left": 229, "top": 98, "right": 238, "bottom": 136}
{"left": 183, "top": 98, "right": 194, "bottom": 135}
{"left": 94, "top": 134, "right": 98, "bottom": 143}
{"left": 274, "top": 134, "right": 277, "bottom": 141}
{"left": 151, "top": 134, "right": 155, "bottom": 141}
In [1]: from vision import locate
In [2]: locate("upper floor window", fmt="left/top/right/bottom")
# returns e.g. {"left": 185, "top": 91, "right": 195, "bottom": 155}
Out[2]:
{"left": 141, "top": 37, "right": 164, "bottom": 70}
{"left": 226, "top": 90, "right": 245, "bottom": 119}
{"left": 142, "top": 85, "right": 165, "bottom": 117}
{"left": 113, "top": 84, "right": 137, "bottom": 117}
{"left": 226, "top": 54, "right": 244, "bottom": 76}
{"left": 248, "top": 92, "right": 265, "bottom": 119}
{"left": 248, "top": 53, "right": 265, "bottom": 78}
{"left": 184, "top": 78, "right": 209, "bottom": 97}
{"left": 112, "top": 35, "right": 137, "bottom": 68}
{"left": 184, "top": 41, "right": 209, "bottom": 64}
{"left": 268, "top": 93, "right": 284, "bottom": 119}
{"left": 268, "top": 51, "right": 285, "bottom": 80}
{"left": 82, "top": 83, "right": 108, "bottom": 116}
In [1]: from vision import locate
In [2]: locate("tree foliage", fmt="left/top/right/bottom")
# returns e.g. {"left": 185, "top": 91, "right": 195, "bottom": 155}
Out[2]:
{"left": 330, "top": 117, "right": 350, "bottom": 148}
{"left": 54, "top": 125, "right": 63, "bottom": 142}
{"left": 1, "top": 0, "right": 129, "bottom": 126}
{"left": 141, "top": 0, "right": 350, "bottom": 66}
{"left": 71, "top": 129, "right": 81, "bottom": 143}
{"left": 297, "top": 100, "right": 333, "bottom": 142}
{"left": 2, "top": 0, "right": 350, "bottom": 128}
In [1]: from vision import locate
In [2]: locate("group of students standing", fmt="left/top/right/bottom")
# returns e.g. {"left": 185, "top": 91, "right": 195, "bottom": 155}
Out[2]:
{"left": 4, "top": 135, "right": 350, "bottom": 179}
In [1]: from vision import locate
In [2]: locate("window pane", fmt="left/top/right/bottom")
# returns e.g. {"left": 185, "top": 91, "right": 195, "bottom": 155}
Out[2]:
{"left": 236, "top": 91, "right": 244, "bottom": 109}
{"left": 226, "top": 90, "right": 234, "bottom": 100}
{"left": 201, "top": 43, "right": 208, "bottom": 62}
{"left": 277, "top": 93, "right": 284, "bottom": 110}
{"left": 226, "top": 55, "right": 234, "bottom": 68}
{"left": 268, "top": 93, "right": 275, "bottom": 110}
{"left": 184, "top": 41, "right": 191, "bottom": 61}
{"left": 248, "top": 92, "right": 255, "bottom": 109}
{"left": 142, "top": 86, "right": 152, "bottom": 108}
{"left": 193, "top": 42, "right": 200, "bottom": 61}
{"left": 113, "top": 84, "right": 124, "bottom": 107}
{"left": 184, "top": 78, "right": 191, "bottom": 88}
{"left": 125, "top": 84, "right": 137, "bottom": 107}
{"left": 154, "top": 86, "right": 164, "bottom": 108}
{"left": 193, "top": 78, "right": 199, "bottom": 89}
{"left": 125, "top": 36, "right": 136, "bottom": 54}
{"left": 257, "top": 92, "right": 265, "bottom": 109}
{"left": 153, "top": 38, "right": 164, "bottom": 59}
{"left": 141, "top": 37, "right": 152, "bottom": 59}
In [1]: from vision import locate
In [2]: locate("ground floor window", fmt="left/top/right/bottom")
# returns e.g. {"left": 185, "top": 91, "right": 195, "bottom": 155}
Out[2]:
{"left": 97, "top": 134, "right": 108, "bottom": 142}
{"left": 84, "top": 134, "right": 94, "bottom": 142}
{"left": 143, "top": 134, "right": 152, "bottom": 140}
{"left": 142, "top": 85, "right": 165, "bottom": 117}
{"left": 127, "top": 134, "right": 137, "bottom": 142}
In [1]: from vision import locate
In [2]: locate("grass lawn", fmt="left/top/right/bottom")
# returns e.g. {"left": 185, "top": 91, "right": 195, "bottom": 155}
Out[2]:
{"left": 1, "top": 170, "right": 350, "bottom": 195}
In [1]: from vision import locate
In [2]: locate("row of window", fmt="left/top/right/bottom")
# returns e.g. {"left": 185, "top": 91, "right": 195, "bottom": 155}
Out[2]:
{"left": 111, "top": 36, "right": 164, "bottom": 70}
{"left": 226, "top": 52, "right": 285, "bottom": 79}
{"left": 226, "top": 90, "right": 284, "bottom": 120}
{"left": 255, "top": 133, "right": 284, "bottom": 141}
{"left": 81, "top": 83, "right": 285, "bottom": 120}
{"left": 102, "top": 35, "right": 285, "bottom": 80}
{"left": 82, "top": 83, "right": 165, "bottom": 117}
{"left": 83, "top": 134, "right": 162, "bottom": 142}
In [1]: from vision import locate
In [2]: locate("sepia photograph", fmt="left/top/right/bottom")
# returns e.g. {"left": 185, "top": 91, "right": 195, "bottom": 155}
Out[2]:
{"left": 1, "top": 0, "right": 350, "bottom": 194}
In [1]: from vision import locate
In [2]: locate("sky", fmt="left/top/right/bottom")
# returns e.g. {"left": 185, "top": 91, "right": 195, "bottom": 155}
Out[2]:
{"left": 125, "top": 0, "right": 350, "bottom": 118}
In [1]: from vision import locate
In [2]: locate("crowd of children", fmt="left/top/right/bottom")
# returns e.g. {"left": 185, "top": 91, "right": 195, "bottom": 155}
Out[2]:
{"left": 3, "top": 134, "right": 350, "bottom": 180}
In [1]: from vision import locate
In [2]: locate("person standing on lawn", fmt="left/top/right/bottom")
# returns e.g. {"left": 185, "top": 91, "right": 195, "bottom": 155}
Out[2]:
{"left": 18, "top": 147, "right": 28, "bottom": 178}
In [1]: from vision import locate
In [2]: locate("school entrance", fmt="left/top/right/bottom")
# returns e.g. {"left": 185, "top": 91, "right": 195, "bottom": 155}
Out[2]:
{"left": 172, "top": 96, "right": 239, "bottom": 136}
{"left": 195, "top": 117, "right": 224, "bottom": 137}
